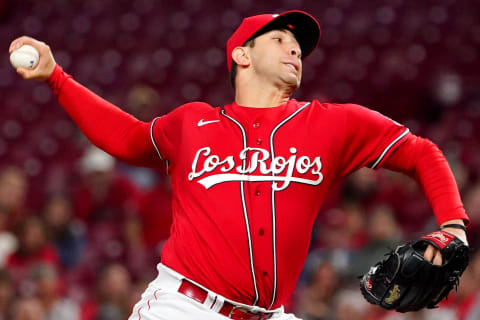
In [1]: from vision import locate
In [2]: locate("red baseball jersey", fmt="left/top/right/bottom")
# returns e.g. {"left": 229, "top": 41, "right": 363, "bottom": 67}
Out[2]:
{"left": 47, "top": 65, "right": 419, "bottom": 309}
{"left": 150, "top": 99, "right": 409, "bottom": 308}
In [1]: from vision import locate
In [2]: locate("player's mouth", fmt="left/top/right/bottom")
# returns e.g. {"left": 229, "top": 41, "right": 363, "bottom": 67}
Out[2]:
{"left": 283, "top": 62, "right": 299, "bottom": 74}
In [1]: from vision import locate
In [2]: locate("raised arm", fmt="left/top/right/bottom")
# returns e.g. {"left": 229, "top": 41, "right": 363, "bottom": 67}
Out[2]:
{"left": 9, "top": 36, "right": 161, "bottom": 168}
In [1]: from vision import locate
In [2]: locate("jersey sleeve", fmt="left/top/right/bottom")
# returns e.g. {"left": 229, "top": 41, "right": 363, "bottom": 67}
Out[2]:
{"left": 47, "top": 64, "right": 162, "bottom": 168}
{"left": 339, "top": 103, "right": 410, "bottom": 176}
{"left": 382, "top": 134, "right": 470, "bottom": 226}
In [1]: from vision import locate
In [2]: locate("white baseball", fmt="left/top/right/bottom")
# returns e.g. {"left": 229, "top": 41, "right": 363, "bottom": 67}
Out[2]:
{"left": 10, "top": 44, "right": 39, "bottom": 69}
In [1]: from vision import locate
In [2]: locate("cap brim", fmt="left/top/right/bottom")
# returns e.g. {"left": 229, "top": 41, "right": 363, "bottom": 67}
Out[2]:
{"left": 249, "top": 10, "right": 321, "bottom": 60}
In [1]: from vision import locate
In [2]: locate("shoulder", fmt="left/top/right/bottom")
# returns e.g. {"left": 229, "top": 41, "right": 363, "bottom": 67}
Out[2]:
{"left": 307, "top": 101, "right": 384, "bottom": 119}
{"left": 311, "top": 101, "right": 366, "bottom": 112}
{"left": 292, "top": 100, "right": 389, "bottom": 125}
{"left": 168, "top": 101, "right": 217, "bottom": 115}
{"left": 294, "top": 99, "right": 354, "bottom": 111}
{"left": 154, "top": 101, "right": 219, "bottom": 123}
{"left": 292, "top": 99, "right": 355, "bottom": 116}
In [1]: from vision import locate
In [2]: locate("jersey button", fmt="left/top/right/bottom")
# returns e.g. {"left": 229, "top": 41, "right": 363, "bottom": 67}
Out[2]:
{"left": 259, "top": 228, "right": 264, "bottom": 236}
{"left": 263, "top": 271, "right": 268, "bottom": 276}
{"left": 256, "top": 138, "right": 262, "bottom": 145}
{"left": 255, "top": 190, "right": 260, "bottom": 196}
{"left": 253, "top": 122, "right": 260, "bottom": 128}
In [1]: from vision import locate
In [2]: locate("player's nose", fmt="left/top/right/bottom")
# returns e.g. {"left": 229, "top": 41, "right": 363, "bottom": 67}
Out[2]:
{"left": 288, "top": 45, "right": 301, "bottom": 59}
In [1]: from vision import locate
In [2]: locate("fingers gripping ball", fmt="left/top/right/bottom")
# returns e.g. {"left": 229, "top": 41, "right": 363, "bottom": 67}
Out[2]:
{"left": 360, "top": 230, "right": 469, "bottom": 312}
{"left": 10, "top": 44, "right": 39, "bottom": 69}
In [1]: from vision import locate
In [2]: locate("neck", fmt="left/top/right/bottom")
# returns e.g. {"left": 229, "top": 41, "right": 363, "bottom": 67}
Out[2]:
{"left": 234, "top": 75, "right": 295, "bottom": 108}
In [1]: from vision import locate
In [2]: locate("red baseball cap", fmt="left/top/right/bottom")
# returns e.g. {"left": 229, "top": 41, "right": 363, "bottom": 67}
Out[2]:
{"left": 226, "top": 10, "right": 321, "bottom": 71}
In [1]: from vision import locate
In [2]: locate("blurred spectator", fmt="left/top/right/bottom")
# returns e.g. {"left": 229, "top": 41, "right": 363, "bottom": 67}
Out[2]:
{"left": 72, "top": 263, "right": 135, "bottom": 320}
{"left": 374, "top": 170, "right": 431, "bottom": 234}
{"left": 42, "top": 193, "right": 85, "bottom": 269}
{"left": 136, "top": 173, "right": 172, "bottom": 251}
{"left": 334, "top": 289, "right": 369, "bottom": 320}
{"left": 463, "top": 184, "right": 480, "bottom": 245}
{"left": 122, "top": 212, "right": 153, "bottom": 281}
{"left": 0, "top": 269, "right": 14, "bottom": 319}
{"left": 448, "top": 159, "right": 470, "bottom": 193}
{"left": 296, "top": 261, "right": 339, "bottom": 320}
{"left": 11, "top": 298, "right": 46, "bottom": 320}
{"left": 127, "top": 85, "right": 161, "bottom": 122}
{"left": 348, "top": 204, "right": 402, "bottom": 278}
{"left": 315, "top": 208, "right": 350, "bottom": 250}
{"left": 342, "top": 204, "right": 369, "bottom": 250}
{"left": 341, "top": 168, "right": 378, "bottom": 205}
{"left": 451, "top": 250, "right": 480, "bottom": 320}
{"left": 73, "top": 146, "right": 139, "bottom": 224}
{"left": 73, "top": 146, "right": 140, "bottom": 267}
{"left": 0, "top": 206, "right": 17, "bottom": 267}
{"left": 127, "top": 277, "right": 149, "bottom": 315}
{"left": 5, "top": 216, "right": 60, "bottom": 291}
{"left": 95, "top": 263, "right": 132, "bottom": 320}
{"left": 372, "top": 308, "right": 457, "bottom": 320}
{"left": 312, "top": 204, "right": 369, "bottom": 275}
{"left": 310, "top": 208, "right": 354, "bottom": 276}
{"left": 29, "top": 264, "right": 79, "bottom": 320}
{"left": 0, "top": 167, "right": 29, "bottom": 231}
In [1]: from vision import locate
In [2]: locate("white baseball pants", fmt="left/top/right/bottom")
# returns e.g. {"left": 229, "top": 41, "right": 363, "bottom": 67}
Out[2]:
{"left": 128, "top": 263, "right": 302, "bottom": 320}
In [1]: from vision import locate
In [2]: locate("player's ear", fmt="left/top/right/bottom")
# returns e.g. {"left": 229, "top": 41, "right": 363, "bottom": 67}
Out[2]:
{"left": 232, "top": 47, "right": 250, "bottom": 68}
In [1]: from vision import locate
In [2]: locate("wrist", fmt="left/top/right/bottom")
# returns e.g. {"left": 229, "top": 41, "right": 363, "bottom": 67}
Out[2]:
{"left": 440, "top": 219, "right": 466, "bottom": 230}
{"left": 46, "top": 63, "right": 60, "bottom": 83}
{"left": 439, "top": 221, "right": 468, "bottom": 245}
{"left": 441, "top": 224, "right": 467, "bottom": 232}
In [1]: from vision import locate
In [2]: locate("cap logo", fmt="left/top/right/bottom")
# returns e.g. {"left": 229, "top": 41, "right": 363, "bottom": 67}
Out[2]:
{"left": 287, "top": 24, "right": 295, "bottom": 30}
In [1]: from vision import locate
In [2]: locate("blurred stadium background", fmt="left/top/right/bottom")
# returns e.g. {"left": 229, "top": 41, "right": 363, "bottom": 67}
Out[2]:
{"left": 0, "top": 0, "right": 479, "bottom": 319}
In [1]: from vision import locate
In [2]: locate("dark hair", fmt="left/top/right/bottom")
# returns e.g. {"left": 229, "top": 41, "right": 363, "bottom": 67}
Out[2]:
{"left": 229, "top": 38, "right": 256, "bottom": 89}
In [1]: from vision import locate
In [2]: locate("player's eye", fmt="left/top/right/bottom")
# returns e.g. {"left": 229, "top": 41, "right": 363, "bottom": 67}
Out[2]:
{"left": 273, "top": 37, "right": 282, "bottom": 42}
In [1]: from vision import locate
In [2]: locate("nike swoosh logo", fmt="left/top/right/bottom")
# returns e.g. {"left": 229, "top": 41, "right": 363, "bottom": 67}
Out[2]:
{"left": 197, "top": 119, "right": 220, "bottom": 127}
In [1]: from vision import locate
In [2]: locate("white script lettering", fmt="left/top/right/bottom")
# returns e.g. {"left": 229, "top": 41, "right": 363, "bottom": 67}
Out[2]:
{"left": 188, "top": 147, "right": 323, "bottom": 191}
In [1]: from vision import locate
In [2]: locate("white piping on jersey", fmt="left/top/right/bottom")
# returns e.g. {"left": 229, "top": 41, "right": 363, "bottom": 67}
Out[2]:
{"left": 268, "top": 102, "right": 311, "bottom": 309}
{"left": 150, "top": 117, "right": 163, "bottom": 160}
{"left": 370, "top": 128, "right": 410, "bottom": 169}
{"left": 220, "top": 109, "right": 260, "bottom": 306}
{"left": 150, "top": 117, "right": 169, "bottom": 173}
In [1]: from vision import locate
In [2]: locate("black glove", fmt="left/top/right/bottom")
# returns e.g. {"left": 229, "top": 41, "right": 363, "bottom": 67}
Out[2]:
{"left": 359, "top": 230, "right": 469, "bottom": 313}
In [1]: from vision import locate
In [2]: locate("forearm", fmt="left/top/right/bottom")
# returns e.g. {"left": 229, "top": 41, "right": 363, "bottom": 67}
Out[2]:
{"left": 47, "top": 65, "right": 159, "bottom": 167}
{"left": 382, "top": 134, "right": 470, "bottom": 226}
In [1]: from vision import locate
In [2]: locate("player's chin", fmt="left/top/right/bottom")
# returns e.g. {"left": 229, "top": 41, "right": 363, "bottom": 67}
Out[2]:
{"left": 291, "top": 78, "right": 301, "bottom": 90}
{"left": 281, "top": 74, "right": 301, "bottom": 89}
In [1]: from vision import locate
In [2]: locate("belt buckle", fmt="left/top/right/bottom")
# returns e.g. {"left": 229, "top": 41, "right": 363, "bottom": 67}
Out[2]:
{"left": 228, "top": 305, "right": 240, "bottom": 318}
{"left": 228, "top": 305, "right": 270, "bottom": 320}
{"left": 229, "top": 306, "right": 257, "bottom": 320}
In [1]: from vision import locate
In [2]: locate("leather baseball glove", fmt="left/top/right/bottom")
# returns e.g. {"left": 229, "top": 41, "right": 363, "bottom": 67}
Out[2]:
{"left": 359, "top": 230, "right": 469, "bottom": 312}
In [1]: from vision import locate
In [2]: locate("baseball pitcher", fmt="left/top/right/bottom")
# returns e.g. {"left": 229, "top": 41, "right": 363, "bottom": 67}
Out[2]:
{"left": 10, "top": 10, "right": 469, "bottom": 320}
